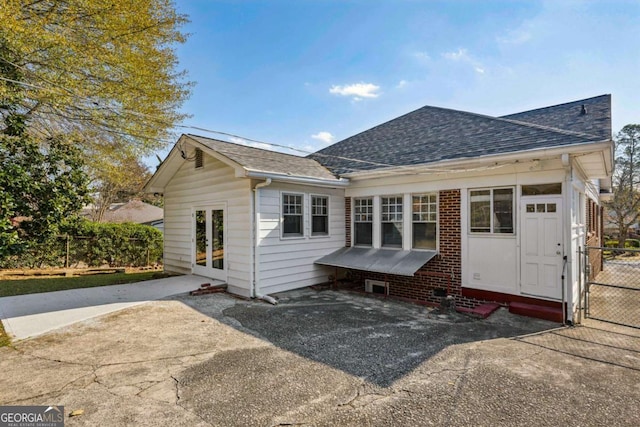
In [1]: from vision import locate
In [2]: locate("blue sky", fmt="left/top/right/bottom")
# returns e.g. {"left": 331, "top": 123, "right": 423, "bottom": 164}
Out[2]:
{"left": 158, "top": 0, "right": 640, "bottom": 161}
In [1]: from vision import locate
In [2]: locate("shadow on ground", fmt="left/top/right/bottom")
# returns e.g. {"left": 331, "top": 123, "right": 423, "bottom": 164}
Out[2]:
{"left": 176, "top": 288, "right": 559, "bottom": 387}
{"left": 515, "top": 319, "right": 640, "bottom": 372}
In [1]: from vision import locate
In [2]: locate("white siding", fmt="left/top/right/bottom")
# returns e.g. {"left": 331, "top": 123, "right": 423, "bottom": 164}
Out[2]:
{"left": 256, "top": 182, "right": 345, "bottom": 295}
{"left": 163, "top": 153, "right": 252, "bottom": 294}
{"left": 347, "top": 158, "right": 569, "bottom": 298}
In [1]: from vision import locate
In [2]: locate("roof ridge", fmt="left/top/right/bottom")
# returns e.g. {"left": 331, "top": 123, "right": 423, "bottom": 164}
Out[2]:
{"left": 186, "top": 133, "right": 316, "bottom": 162}
{"left": 316, "top": 103, "right": 602, "bottom": 156}
{"left": 500, "top": 94, "right": 610, "bottom": 118}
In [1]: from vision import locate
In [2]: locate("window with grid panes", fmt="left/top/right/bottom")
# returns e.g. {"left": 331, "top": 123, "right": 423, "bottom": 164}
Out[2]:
{"left": 412, "top": 194, "right": 437, "bottom": 249}
{"left": 311, "top": 195, "right": 329, "bottom": 236}
{"left": 381, "top": 196, "right": 403, "bottom": 247}
{"left": 353, "top": 198, "right": 373, "bottom": 246}
{"left": 282, "top": 193, "right": 303, "bottom": 237}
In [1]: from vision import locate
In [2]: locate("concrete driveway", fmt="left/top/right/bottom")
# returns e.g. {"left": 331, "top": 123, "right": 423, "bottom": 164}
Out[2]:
{"left": 0, "top": 275, "right": 215, "bottom": 340}
{"left": 0, "top": 288, "right": 638, "bottom": 426}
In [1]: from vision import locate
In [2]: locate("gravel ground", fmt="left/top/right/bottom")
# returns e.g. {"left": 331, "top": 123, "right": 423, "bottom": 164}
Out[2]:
{"left": 1, "top": 287, "right": 638, "bottom": 426}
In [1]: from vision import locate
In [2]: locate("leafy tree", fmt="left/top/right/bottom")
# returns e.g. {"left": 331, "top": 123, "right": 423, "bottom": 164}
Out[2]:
{"left": 0, "top": 114, "right": 90, "bottom": 259}
{"left": 604, "top": 124, "right": 640, "bottom": 248}
{"left": 88, "top": 155, "right": 155, "bottom": 221}
{"left": 0, "top": 0, "right": 191, "bottom": 177}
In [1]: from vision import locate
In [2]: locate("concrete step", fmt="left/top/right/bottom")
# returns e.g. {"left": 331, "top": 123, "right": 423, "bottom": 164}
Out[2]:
{"left": 509, "top": 302, "right": 563, "bottom": 323}
{"left": 456, "top": 303, "right": 501, "bottom": 318}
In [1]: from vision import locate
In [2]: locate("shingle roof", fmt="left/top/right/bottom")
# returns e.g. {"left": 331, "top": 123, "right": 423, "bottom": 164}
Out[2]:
{"left": 186, "top": 134, "right": 340, "bottom": 181}
{"left": 501, "top": 94, "right": 611, "bottom": 140}
{"left": 310, "top": 95, "right": 611, "bottom": 175}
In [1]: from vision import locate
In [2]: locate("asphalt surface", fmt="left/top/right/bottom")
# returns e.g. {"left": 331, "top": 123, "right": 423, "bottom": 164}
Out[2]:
{"left": 1, "top": 287, "right": 639, "bottom": 426}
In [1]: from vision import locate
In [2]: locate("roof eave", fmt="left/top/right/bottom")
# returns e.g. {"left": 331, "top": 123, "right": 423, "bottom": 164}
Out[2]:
{"left": 245, "top": 170, "right": 350, "bottom": 188}
{"left": 341, "top": 139, "right": 613, "bottom": 180}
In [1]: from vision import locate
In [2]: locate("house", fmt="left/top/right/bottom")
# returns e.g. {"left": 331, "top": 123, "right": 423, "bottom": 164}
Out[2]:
{"left": 82, "top": 200, "right": 164, "bottom": 232}
{"left": 144, "top": 95, "right": 613, "bottom": 323}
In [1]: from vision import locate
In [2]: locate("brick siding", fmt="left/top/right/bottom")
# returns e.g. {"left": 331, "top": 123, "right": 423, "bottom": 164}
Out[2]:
{"left": 346, "top": 189, "right": 486, "bottom": 309}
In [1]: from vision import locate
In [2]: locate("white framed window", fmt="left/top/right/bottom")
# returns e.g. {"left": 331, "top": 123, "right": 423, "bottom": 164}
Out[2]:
{"left": 412, "top": 194, "right": 437, "bottom": 250}
{"left": 469, "top": 187, "right": 514, "bottom": 234}
{"left": 282, "top": 193, "right": 303, "bottom": 237}
{"left": 353, "top": 198, "right": 373, "bottom": 246}
{"left": 381, "top": 195, "right": 403, "bottom": 248}
{"left": 311, "top": 195, "right": 329, "bottom": 236}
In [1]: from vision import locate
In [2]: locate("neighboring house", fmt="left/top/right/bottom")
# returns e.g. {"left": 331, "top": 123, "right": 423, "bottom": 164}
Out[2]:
{"left": 144, "top": 95, "right": 613, "bottom": 324}
{"left": 82, "top": 200, "right": 164, "bottom": 232}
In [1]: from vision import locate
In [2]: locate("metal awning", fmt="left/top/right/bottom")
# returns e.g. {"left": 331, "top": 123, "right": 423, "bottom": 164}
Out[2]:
{"left": 314, "top": 247, "right": 437, "bottom": 276}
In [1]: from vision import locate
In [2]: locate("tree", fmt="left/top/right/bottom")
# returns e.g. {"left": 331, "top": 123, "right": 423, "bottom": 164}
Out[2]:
{"left": 0, "top": 114, "right": 90, "bottom": 259}
{"left": 0, "top": 0, "right": 191, "bottom": 165}
{"left": 88, "top": 155, "right": 155, "bottom": 222}
{"left": 604, "top": 124, "right": 640, "bottom": 248}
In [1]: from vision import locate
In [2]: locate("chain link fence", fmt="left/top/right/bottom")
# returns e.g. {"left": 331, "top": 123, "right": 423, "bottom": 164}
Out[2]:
{"left": 584, "top": 246, "right": 640, "bottom": 329}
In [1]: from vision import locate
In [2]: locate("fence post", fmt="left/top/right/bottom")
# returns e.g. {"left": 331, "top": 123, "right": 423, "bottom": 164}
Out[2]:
{"left": 65, "top": 234, "right": 70, "bottom": 269}
{"left": 147, "top": 247, "right": 150, "bottom": 266}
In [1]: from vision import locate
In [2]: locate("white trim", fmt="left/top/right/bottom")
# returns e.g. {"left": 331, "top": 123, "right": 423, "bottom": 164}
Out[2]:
{"left": 468, "top": 186, "right": 516, "bottom": 235}
{"left": 342, "top": 140, "right": 613, "bottom": 180}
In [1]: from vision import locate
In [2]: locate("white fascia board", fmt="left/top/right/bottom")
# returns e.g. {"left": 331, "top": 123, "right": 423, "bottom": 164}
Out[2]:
{"left": 244, "top": 170, "right": 350, "bottom": 188}
{"left": 342, "top": 140, "right": 613, "bottom": 180}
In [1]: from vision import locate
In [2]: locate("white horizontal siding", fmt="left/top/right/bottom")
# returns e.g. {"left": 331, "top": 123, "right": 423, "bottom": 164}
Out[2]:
{"left": 256, "top": 182, "right": 345, "bottom": 295}
{"left": 163, "top": 152, "right": 252, "bottom": 292}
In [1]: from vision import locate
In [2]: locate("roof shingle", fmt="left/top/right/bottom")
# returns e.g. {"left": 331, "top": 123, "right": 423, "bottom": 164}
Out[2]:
{"left": 310, "top": 96, "right": 610, "bottom": 175}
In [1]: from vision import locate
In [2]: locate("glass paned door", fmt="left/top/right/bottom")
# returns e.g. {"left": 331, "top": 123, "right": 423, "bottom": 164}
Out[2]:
{"left": 193, "top": 205, "right": 227, "bottom": 281}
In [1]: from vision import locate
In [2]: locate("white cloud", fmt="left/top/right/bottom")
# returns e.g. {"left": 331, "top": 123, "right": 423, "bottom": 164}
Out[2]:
{"left": 311, "top": 131, "right": 335, "bottom": 144}
{"left": 396, "top": 79, "right": 408, "bottom": 89}
{"left": 442, "top": 48, "right": 486, "bottom": 74}
{"left": 413, "top": 51, "right": 431, "bottom": 61}
{"left": 329, "top": 82, "right": 380, "bottom": 99}
{"left": 497, "top": 27, "right": 532, "bottom": 45}
{"left": 443, "top": 48, "right": 470, "bottom": 61}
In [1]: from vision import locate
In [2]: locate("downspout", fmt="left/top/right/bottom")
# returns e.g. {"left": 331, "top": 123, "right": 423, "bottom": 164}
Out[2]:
{"left": 252, "top": 178, "right": 278, "bottom": 304}
{"left": 561, "top": 153, "right": 571, "bottom": 325}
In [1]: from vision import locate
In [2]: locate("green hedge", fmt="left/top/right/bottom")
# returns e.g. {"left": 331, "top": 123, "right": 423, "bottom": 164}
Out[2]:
{"left": 604, "top": 239, "right": 640, "bottom": 249}
{"left": 0, "top": 220, "right": 163, "bottom": 269}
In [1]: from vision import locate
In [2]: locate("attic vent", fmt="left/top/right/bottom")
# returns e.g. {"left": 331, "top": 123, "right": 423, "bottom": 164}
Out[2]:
{"left": 580, "top": 104, "right": 587, "bottom": 115}
{"left": 195, "top": 148, "right": 203, "bottom": 168}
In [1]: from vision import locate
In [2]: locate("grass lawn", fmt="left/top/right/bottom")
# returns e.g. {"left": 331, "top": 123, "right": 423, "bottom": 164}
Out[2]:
{"left": 0, "top": 271, "right": 163, "bottom": 298}
{"left": 0, "top": 321, "right": 9, "bottom": 347}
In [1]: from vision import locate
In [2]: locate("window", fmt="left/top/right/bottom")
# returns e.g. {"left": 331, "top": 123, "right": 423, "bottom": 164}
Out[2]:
{"left": 354, "top": 198, "right": 373, "bottom": 246}
{"left": 195, "top": 148, "right": 203, "bottom": 169}
{"left": 381, "top": 196, "right": 403, "bottom": 247}
{"left": 311, "top": 195, "right": 329, "bottom": 236}
{"left": 521, "top": 183, "right": 561, "bottom": 196}
{"left": 413, "top": 194, "right": 437, "bottom": 250}
{"left": 282, "top": 194, "right": 303, "bottom": 237}
{"left": 470, "top": 188, "right": 514, "bottom": 234}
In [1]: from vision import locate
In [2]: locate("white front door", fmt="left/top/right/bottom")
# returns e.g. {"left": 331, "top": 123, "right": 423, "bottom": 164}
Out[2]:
{"left": 520, "top": 197, "right": 563, "bottom": 299}
{"left": 192, "top": 205, "right": 227, "bottom": 282}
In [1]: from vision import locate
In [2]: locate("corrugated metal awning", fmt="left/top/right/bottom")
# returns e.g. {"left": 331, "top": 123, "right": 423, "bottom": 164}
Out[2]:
{"left": 314, "top": 247, "right": 437, "bottom": 276}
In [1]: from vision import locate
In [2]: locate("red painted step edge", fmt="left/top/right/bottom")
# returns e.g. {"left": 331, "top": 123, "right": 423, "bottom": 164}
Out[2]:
{"left": 509, "top": 302, "right": 563, "bottom": 323}
{"left": 456, "top": 303, "right": 501, "bottom": 318}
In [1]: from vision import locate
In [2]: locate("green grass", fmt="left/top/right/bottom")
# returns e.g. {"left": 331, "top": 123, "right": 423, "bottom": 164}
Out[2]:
{"left": 0, "top": 321, "right": 10, "bottom": 347}
{"left": 0, "top": 271, "right": 162, "bottom": 298}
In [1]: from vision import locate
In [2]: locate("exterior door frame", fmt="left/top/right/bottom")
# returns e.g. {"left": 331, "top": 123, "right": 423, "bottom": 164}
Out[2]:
{"left": 192, "top": 203, "right": 227, "bottom": 282}
{"left": 520, "top": 196, "right": 564, "bottom": 299}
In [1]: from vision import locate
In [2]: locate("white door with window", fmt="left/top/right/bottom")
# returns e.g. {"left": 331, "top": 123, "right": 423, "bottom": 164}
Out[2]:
{"left": 192, "top": 205, "right": 227, "bottom": 282}
{"left": 520, "top": 197, "right": 563, "bottom": 299}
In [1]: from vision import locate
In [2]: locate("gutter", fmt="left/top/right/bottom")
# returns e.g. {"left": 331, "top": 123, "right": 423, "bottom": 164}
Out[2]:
{"left": 252, "top": 178, "right": 278, "bottom": 304}
{"left": 245, "top": 170, "right": 349, "bottom": 188}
